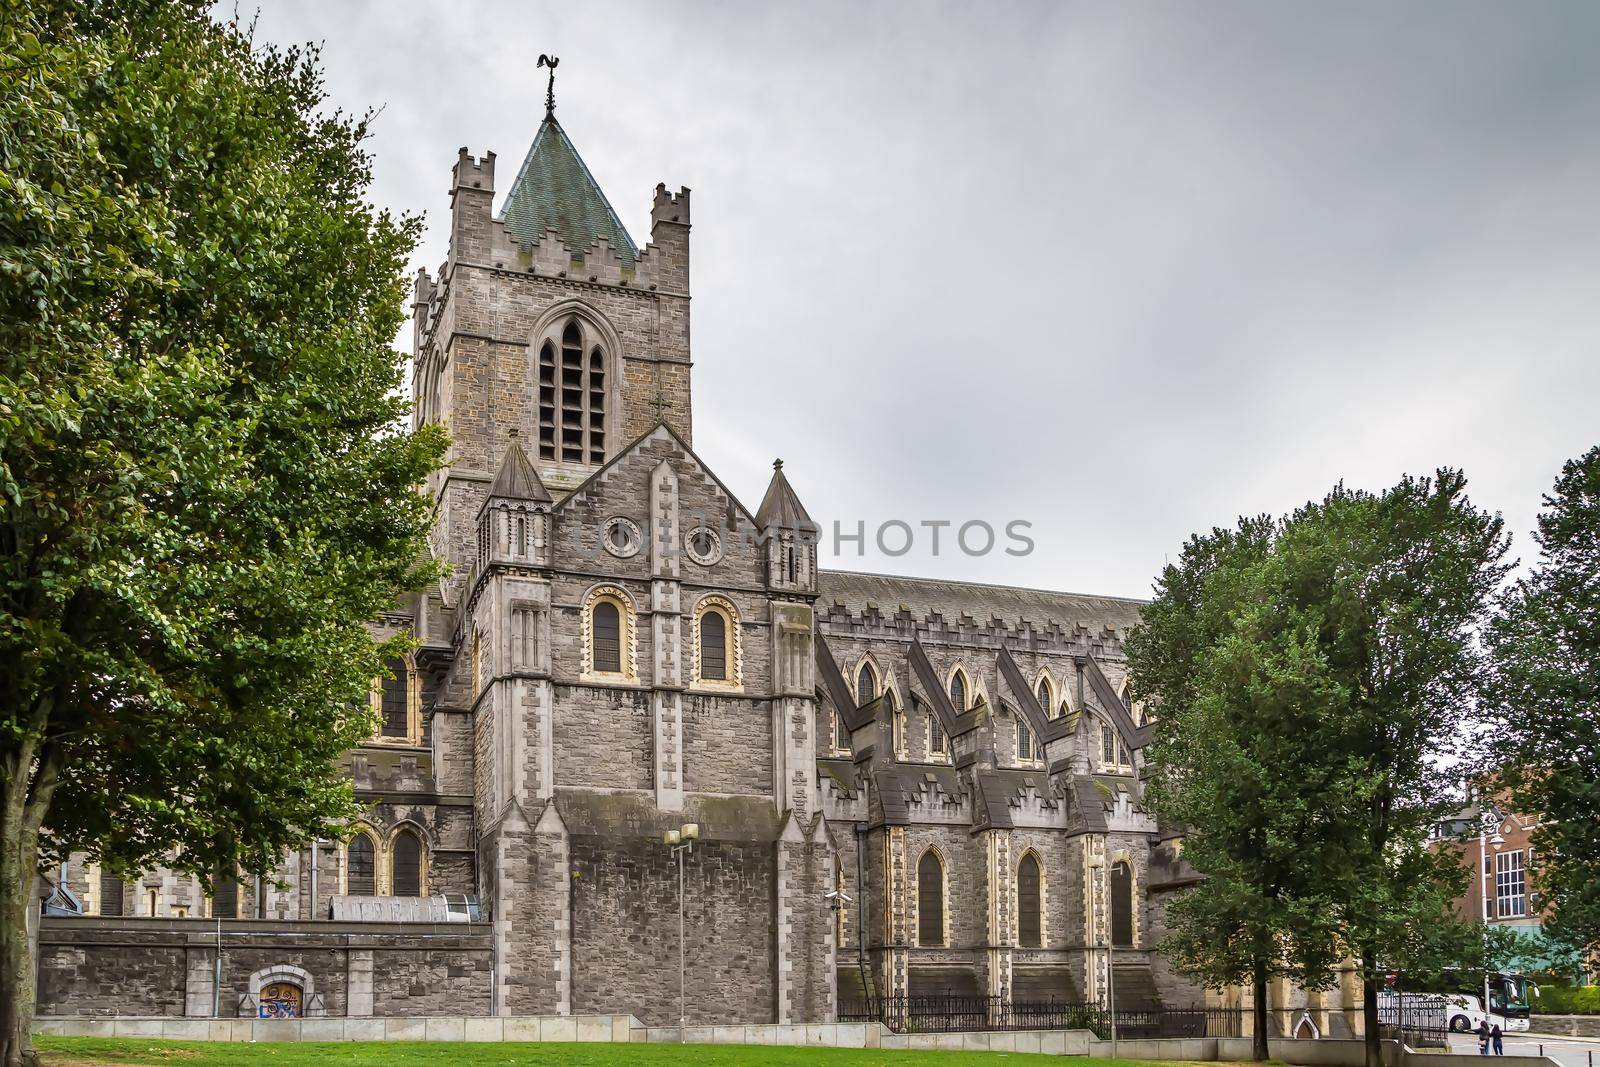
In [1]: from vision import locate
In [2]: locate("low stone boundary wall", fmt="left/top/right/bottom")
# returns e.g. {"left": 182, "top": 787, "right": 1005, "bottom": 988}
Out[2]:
{"left": 35, "top": 1015, "right": 635, "bottom": 1044}
{"left": 35, "top": 1015, "right": 1090, "bottom": 1053}
{"left": 39, "top": 1019, "right": 1566, "bottom": 1063}
{"left": 1085, "top": 1037, "right": 1559, "bottom": 1067}
{"left": 1220, "top": 1037, "right": 1402, "bottom": 1066}
{"left": 1406, "top": 1055, "right": 1552, "bottom": 1067}
{"left": 1531, "top": 1015, "right": 1600, "bottom": 1038}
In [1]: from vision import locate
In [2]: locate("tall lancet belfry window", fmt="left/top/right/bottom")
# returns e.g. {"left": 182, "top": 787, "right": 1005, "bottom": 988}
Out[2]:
{"left": 538, "top": 319, "right": 606, "bottom": 463}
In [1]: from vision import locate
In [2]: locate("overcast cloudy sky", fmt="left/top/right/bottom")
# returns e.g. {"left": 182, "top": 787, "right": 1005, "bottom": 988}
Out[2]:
{"left": 246, "top": 1, "right": 1600, "bottom": 599}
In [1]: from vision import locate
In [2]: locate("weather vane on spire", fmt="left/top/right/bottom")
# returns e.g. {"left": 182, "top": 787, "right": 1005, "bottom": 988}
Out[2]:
{"left": 538, "top": 54, "right": 560, "bottom": 118}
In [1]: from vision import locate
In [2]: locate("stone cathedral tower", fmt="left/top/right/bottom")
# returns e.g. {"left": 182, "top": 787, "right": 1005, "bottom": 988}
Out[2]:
{"left": 409, "top": 94, "right": 836, "bottom": 1024}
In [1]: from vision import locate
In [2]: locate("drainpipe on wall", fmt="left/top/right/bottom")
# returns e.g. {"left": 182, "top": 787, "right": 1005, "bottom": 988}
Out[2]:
{"left": 212, "top": 913, "right": 222, "bottom": 1017}
{"left": 308, "top": 841, "right": 318, "bottom": 920}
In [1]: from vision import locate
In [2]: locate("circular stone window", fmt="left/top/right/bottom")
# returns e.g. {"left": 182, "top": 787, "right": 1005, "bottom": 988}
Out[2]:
{"left": 603, "top": 517, "right": 642, "bottom": 558}
{"left": 686, "top": 526, "right": 722, "bottom": 566}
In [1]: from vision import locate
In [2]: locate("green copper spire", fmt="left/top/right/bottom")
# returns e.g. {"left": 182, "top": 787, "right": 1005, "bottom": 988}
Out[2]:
{"left": 499, "top": 114, "right": 640, "bottom": 266}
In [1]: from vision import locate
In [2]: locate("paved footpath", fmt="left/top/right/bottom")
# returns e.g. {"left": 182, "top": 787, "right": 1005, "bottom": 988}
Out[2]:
{"left": 1448, "top": 1032, "right": 1600, "bottom": 1067}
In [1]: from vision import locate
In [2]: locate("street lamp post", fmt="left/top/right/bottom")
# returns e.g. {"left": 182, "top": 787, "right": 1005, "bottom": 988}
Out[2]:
{"left": 1478, "top": 807, "right": 1504, "bottom": 1024}
{"left": 662, "top": 823, "right": 700, "bottom": 1040}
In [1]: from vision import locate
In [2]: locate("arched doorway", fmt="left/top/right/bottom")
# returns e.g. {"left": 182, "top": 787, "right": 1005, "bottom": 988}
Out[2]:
{"left": 258, "top": 981, "right": 303, "bottom": 1019}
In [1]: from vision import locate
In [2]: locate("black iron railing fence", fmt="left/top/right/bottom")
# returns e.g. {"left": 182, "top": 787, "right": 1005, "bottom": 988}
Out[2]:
{"left": 840, "top": 995, "right": 1243, "bottom": 1038}
{"left": 1378, "top": 993, "right": 1448, "bottom": 1047}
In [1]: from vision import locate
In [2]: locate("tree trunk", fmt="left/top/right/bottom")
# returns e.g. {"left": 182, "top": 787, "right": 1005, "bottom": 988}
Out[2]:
{"left": 0, "top": 730, "right": 61, "bottom": 1067}
{"left": 0, "top": 792, "right": 39, "bottom": 1067}
{"left": 1361, "top": 947, "right": 1381, "bottom": 1067}
{"left": 1252, "top": 956, "right": 1270, "bottom": 1061}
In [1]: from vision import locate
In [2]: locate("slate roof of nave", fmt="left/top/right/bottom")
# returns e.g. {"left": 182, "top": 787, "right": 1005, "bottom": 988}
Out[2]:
{"left": 814, "top": 569, "right": 1146, "bottom": 635}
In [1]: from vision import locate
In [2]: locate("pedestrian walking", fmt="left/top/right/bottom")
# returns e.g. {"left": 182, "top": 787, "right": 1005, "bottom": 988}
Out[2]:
{"left": 1477, "top": 1018, "right": 1491, "bottom": 1055}
{"left": 1491, "top": 1023, "right": 1504, "bottom": 1055}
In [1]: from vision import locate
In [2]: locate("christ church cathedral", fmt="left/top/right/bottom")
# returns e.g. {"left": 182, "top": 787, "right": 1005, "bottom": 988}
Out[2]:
{"left": 35, "top": 79, "right": 1361, "bottom": 1038}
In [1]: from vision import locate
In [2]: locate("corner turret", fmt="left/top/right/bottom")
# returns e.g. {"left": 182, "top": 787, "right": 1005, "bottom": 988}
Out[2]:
{"left": 756, "top": 459, "right": 818, "bottom": 594}
{"left": 476, "top": 433, "right": 552, "bottom": 571}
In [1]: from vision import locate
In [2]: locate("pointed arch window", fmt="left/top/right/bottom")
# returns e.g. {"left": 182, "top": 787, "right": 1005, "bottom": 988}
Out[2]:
{"left": 370, "top": 653, "right": 420, "bottom": 746}
{"left": 1111, "top": 860, "right": 1134, "bottom": 946}
{"left": 538, "top": 318, "right": 607, "bottom": 464}
{"left": 1037, "top": 677, "right": 1054, "bottom": 719}
{"left": 392, "top": 830, "right": 423, "bottom": 897}
{"left": 856, "top": 662, "right": 877, "bottom": 708}
{"left": 917, "top": 850, "right": 945, "bottom": 947}
{"left": 948, "top": 668, "right": 968, "bottom": 712}
{"left": 347, "top": 835, "right": 375, "bottom": 896}
{"left": 1099, "top": 718, "right": 1132, "bottom": 771}
{"left": 1017, "top": 711, "right": 1037, "bottom": 763}
{"left": 1018, "top": 854, "right": 1042, "bottom": 948}
{"left": 379, "top": 656, "right": 410, "bottom": 738}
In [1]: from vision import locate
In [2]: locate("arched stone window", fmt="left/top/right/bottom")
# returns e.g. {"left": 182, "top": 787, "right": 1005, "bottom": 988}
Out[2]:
{"left": 583, "top": 586, "right": 637, "bottom": 681}
{"left": 856, "top": 662, "right": 877, "bottom": 707}
{"left": 1036, "top": 675, "right": 1055, "bottom": 719}
{"left": 948, "top": 667, "right": 968, "bottom": 712}
{"left": 370, "top": 653, "right": 420, "bottom": 746}
{"left": 346, "top": 834, "right": 376, "bottom": 896}
{"left": 1016, "top": 709, "right": 1037, "bottom": 763}
{"left": 593, "top": 602, "right": 621, "bottom": 673}
{"left": 1098, "top": 717, "right": 1132, "bottom": 771}
{"left": 699, "top": 611, "right": 726, "bottom": 680}
{"left": 1111, "top": 860, "right": 1134, "bottom": 946}
{"left": 98, "top": 868, "right": 123, "bottom": 917}
{"left": 537, "top": 317, "right": 608, "bottom": 464}
{"left": 917, "top": 849, "right": 945, "bottom": 947}
{"left": 1018, "top": 853, "right": 1042, "bottom": 948}
{"left": 691, "top": 595, "right": 741, "bottom": 689}
{"left": 391, "top": 829, "right": 423, "bottom": 897}
{"left": 379, "top": 657, "right": 409, "bottom": 738}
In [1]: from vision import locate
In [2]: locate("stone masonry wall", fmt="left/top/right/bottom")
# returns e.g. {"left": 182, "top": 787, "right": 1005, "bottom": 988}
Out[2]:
{"left": 37, "top": 918, "right": 491, "bottom": 1019}
{"left": 569, "top": 835, "right": 774, "bottom": 1026}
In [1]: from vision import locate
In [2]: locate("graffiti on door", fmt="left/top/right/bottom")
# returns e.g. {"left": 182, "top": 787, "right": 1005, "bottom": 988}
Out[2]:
{"left": 258, "top": 981, "right": 303, "bottom": 1019}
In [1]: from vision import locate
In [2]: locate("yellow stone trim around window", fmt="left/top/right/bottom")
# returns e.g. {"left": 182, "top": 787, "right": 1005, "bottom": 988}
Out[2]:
{"left": 690, "top": 593, "right": 743, "bottom": 692}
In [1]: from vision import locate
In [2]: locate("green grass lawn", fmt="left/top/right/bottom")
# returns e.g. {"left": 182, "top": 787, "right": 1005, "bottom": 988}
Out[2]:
{"left": 36, "top": 1037, "right": 1209, "bottom": 1067}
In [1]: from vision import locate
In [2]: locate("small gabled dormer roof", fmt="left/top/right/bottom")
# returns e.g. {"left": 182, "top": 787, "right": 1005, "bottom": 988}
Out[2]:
{"left": 500, "top": 115, "right": 639, "bottom": 266}
{"left": 483, "top": 436, "right": 551, "bottom": 507}
{"left": 755, "top": 460, "right": 816, "bottom": 532}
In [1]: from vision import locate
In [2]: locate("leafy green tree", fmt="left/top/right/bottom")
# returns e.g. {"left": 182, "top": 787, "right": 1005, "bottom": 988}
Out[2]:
{"left": 0, "top": 3, "right": 445, "bottom": 1061}
{"left": 1489, "top": 445, "right": 1600, "bottom": 975}
{"left": 1131, "top": 517, "right": 1345, "bottom": 1060}
{"left": 1263, "top": 472, "right": 1509, "bottom": 1067}
{"left": 1134, "top": 472, "right": 1508, "bottom": 1067}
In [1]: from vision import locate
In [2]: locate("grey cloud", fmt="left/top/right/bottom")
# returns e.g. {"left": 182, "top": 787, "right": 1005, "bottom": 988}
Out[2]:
{"left": 245, "top": 0, "right": 1600, "bottom": 595}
